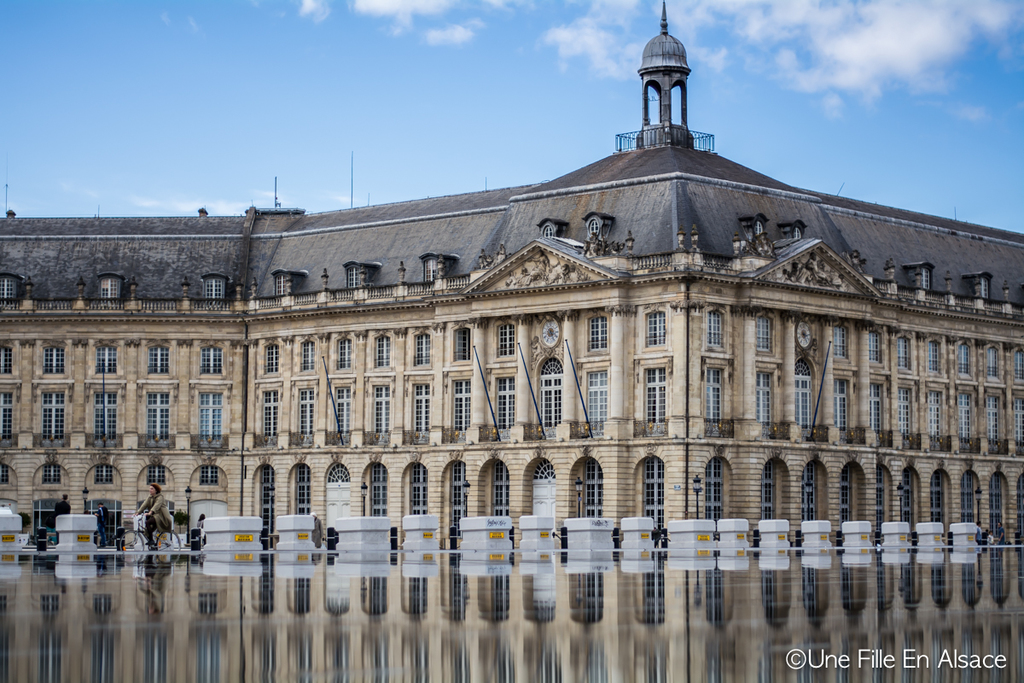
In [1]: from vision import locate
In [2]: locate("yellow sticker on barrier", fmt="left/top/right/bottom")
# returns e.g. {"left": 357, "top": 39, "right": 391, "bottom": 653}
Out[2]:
{"left": 1, "top": 535, "right": 14, "bottom": 543}
{"left": 640, "top": 532, "right": 650, "bottom": 539}
{"left": 899, "top": 535, "right": 906, "bottom": 542}
{"left": 489, "top": 531, "right": 505, "bottom": 539}
{"left": 423, "top": 554, "right": 434, "bottom": 561}
{"left": 778, "top": 549, "right": 786, "bottom": 555}
{"left": 540, "top": 554, "right": 550, "bottom": 560}
{"left": 697, "top": 550, "right": 710, "bottom": 556}
{"left": 0, "top": 555, "right": 13, "bottom": 562}
{"left": 423, "top": 532, "right": 434, "bottom": 539}
{"left": 736, "top": 534, "right": 745, "bottom": 540}
{"left": 641, "top": 552, "right": 650, "bottom": 559}
{"left": 539, "top": 531, "right": 550, "bottom": 538}
{"left": 77, "top": 555, "right": 90, "bottom": 561}
{"left": 235, "top": 534, "right": 253, "bottom": 543}
{"left": 778, "top": 534, "right": 786, "bottom": 541}
{"left": 297, "top": 533, "right": 309, "bottom": 540}
{"left": 861, "top": 548, "right": 869, "bottom": 554}
{"left": 697, "top": 534, "right": 710, "bottom": 541}
{"left": 489, "top": 553, "right": 505, "bottom": 561}
{"left": 861, "top": 534, "right": 869, "bottom": 540}
{"left": 737, "top": 549, "right": 745, "bottom": 556}
{"left": 298, "top": 555, "right": 309, "bottom": 562}
{"left": 235, "top": 553, "right": 253, "bottom": 561}
{"left": 934, "top": 535, "right": 942, "bottom": 542}
{"left": 77, "top": 535, "right": 91, "bottom": 542}
{"left": 820, "top": 534, "right": 828, "bottom": 541}
{"left": 967, "top": 535, "right": 974, "bottom": 541}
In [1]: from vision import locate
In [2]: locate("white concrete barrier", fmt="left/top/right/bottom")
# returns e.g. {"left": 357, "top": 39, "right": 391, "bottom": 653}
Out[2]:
{"left": 915, "top": 547, "right": 945, "bottom": 564}
{"left": 757, "top": 549, "right": 791, "bottom": 571}
{"left": 564, "top": 518, "right": 614, "bottom": 550}
{"left": 565, "top": 551, "right": 614, "bottom": 573}
{"left": 276, "top": 552, "right": 316, "bottom": 579}
{"left": 335, "top": 517, "right": 391, "bottom": 551}
{"left": 717, "top": 519, "right": 749, "bottom": 547}
{"left": 916, "top": 522, "right": 944, "bottom": 547}
{"left": 881, "top": 521, "right": 910, "bottom": 547}
{"left": 950, "top": 548, "right": 980, "bottom": 564}
{"left": 335, "top": 552, "right": 390, "bottom": 576}
{"left": 801, "top": 549, "right": 832, "bottom": 569}
{"left": 55, "top": 554, "right": 97, "bottom": 578}
{"left": 402, "top": 515, "right": 439, "bottom": 551}
{"left": 882, "top": 547, "right": 910, "bottom": 564}
{"left": 55, "top": 514, "right": 97, "bottom": 553}
{"left": 841, "top": 521, "right": 872, "bottom": 547}
{"left": 949, "top": 523, "right": 978, "bottom": 546}
{"left": 460, "top": 516, "right": 513, "bottom": 551}
{"left": 717, "top": 546, "right": 750, "bottom": 571}
{"left": 841, "top": 549, "right": 873, "bottom": 566}
{"left": 518, "top": 516, "right": 555, "bottom": 551}
{"left": 0, "top": 510, "right": 22, "bottom": 553}
{"left": 758, "top": 519, "right": 790, "bottom": 548}
{"left": 402, "top": 552, "right": 439, "bottom": 578}
{"left": 620, "top": 517, "right": 655, "bottom": 551}
{"left": 666, "top": 520, "right": 715, "bottom": 550}
{"left": 461, "top": 553, "right": 512, "bottom": 576}
{"left": 802, "top": 520, "right": 832, "bottom": 548}
{"left": 276, "top": 515, "right": 315, "bottom": 552}
{"left": 203, "top": 517, "right": 263, "bottom": 553}
{"left": 620, "top": 549, "right": 656, "bottom": 573}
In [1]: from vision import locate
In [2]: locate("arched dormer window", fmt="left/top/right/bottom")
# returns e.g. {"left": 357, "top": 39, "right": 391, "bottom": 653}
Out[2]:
{"left": 270, "top": 269, "right": 308, "bottom": 296}
{"left": 423, "top": 257, "right": 437, "bottom": 282}
{"left": 418, "top": 253, "right": 458, "bottom": 282}
{"left": 98, "top": 274, "right": 124, "bottom": 299}
{"left": 778, "top": 220, "right": 805, "bottom": 240}
{"left": 739, "top": 214, "right": 768, "bottom": 239}
{"left": 202, "top": 274, "right": 227, "bottom": 299}
{"left": 537, "top": 219, "right": 568, "bottom": 239}
{"left": 962, "top": 272, "right": 992, "bottom": 299}
{"left": 902, "top": 262, "right": 934, "bottom": 290}
{"left": 342, "top": 262, "right": 380, "bottom": 287}
{"left": 274, "top": 273, "right": 288, "bottom": 296}
{"left": 0, "top": 273, "right": 23, "bottom": 300}
{"left": 582, "top": 212, "right": 614, "bottom": 240}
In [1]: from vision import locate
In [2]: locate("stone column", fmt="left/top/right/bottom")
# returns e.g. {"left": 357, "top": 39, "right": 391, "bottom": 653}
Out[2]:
{"left": 560, "top": 312, "right": 578, "bottom": 427}
{"left": 429, "top": 323, "right": 445, "bottom": 445}
{"left": 17, "top": 341, "right": 34, "bottom": 445}
{"left": 669, "top": 301, "right": 688, "bottom": 438}
{"left": 687, "top": 305, "right": 703, "bottom": 438}
{"left": 607, "top": 306, "right": 635, "bottom": 440}
{"left": 514, "top": 315, "right": 533, "bottom": 430}
{"left": 946, "top": 337, "right": 958, "bottom": 442}
{"left": 279, "top": 337, "right": 294, "bottom": 448}
{"left": 392, "top": 329, "right": 407, "bottom": 440}
{"left": 123, "top": 340, "right": 139, "bottom": 449}
{"left": 173, "top": 340, "right": 192, "bottom": 449}
{"left": 315, "top": 334, "right": 330, "bottom": 441}
{"left": 470, "top": 319, "right": 487, "bottom": 432}
{"left": 821, "top": 318, "right": 835, "bottom": 441}
{"left": 915, "top": 333, "right": 928, "bottom": 445}
{"left": 244, "top": 341, "right": 257, "bottom": 450}
{"left": 351, "top": 332, "right": 367, "bottom": 446}
{"left": 781, "top": 314, "right": 796, "bottom": 439}
{"left": 857, "top": 324, "right": 872, "bottom": 441}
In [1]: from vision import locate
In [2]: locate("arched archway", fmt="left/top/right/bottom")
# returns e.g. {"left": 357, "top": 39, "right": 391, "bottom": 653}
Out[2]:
{"left": 875, "top": 464, "right": 892, "bottom": 528}
{"left": 960, "top": 470, "right": 978, "bottom": 523}
{"left": 989, "top": 471, "right": 1007, "bottom": 532}
{"left": 929, "top": 470, "right": 949, "bottom": 524}
{"left": 571, "top": 457, "right": 603, "bottom": 518}
{"left": 408, "top": 463, "right": 428, "bottom": 516}
{"left": 257, "top": 465, "right": 275, "bottom": 532}
{"left": 900, "top": 467, "right": 920, "bottom": 526}
{"left": 531, "top": 459, "right": 556, "bottom": 518}
{"left": 325, "top": 463, "right": 351, "bottom": 523}
{"left": 637, "top": 456, "right": 664, "bottom": 527}
{"left": 369, "top": 463, "right": 388, "bottom": 517}
{"left": 445, "top": 460, "right": 467, "bottom": 533}
{"left": 704, "top": 457, "right": 724, "bottom": 522}
{"left": 839, "top": 462, "right": 865, "bottom": 523}
{"left": 801, "top": 460, "right": 828, "bottom": 521}
{"left": 760, "top": 458, "right": 788, "bottom": 520}
{"left": 293, "top": 463, "right": 311, "bottom": 515}
{"left": 644, "top": 81, "right": 662, "bottom": 125}
{"left": 1016, "top": 474, "right": 1024, "bottom": 537}
{"left": 492, "top": 460, "right": 510, "bottom": 517}
{"left": 794, "top": 359, "right": 812, "bottom": 436}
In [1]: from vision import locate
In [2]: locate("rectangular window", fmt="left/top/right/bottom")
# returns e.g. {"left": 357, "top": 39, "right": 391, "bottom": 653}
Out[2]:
{"left": 1015, "top": 350, "right": 1024, "bottom": 381}
{"left": 928, "top": 341, "right": 940, "bottom": 373}
{"left": 299, "top": 389, "right": 315, "bottom": 436}
{"left": 374, "top": 386, "right": 391, "bottom": 434}
{"left": 1015, "top": 398, "right": 1023, "bottom": 444}
{"left": 148, "top": 346, "right": 169, "bottom": 374}
{"left": 756, "top": 317, "right": 771, "bottom": 352}
{"left": 204, "top": 278, "right": 224, "bottom": 299}
{"left": 833, "top": 326, "right": 848, "bottom": 359}
{"left": 496, "top": 378, "right": 515, "bottom": 430}
{"left": 897, "top": 387, "right": 910, "bottom": 435}
{"left": 43, "top": 347, "right": 65, "bottom": 374}
{"left": 497, "top": 325, "right": 515, "bottom": 357}
{"left": 868, "top": 332, "right": 880, "bottom": 363}
{"left": 958, "top": 393, "right": 972, "bottom": 440}
{"left": 589, "top": 317, "right": 608, "bottom": 351}
{"left": 200, "top": 465, "right": 219, "bottom": 486}
{"left": 986, "top": 396, "right": 999, "bottom": 441}
{"left": 958, "top": 344, "right": 971, "bottom": 375}
{"left": 0, "top": 348, "right": 11, "bottom": 374}
{"left": 704, "top": 368, "right": 721, "bottom": 421}
{"left": 0, "top": 393, "right": 12, "bottom": 440}
{"left": 453, "top": 380, "right": 471, "bottom": 432}
{"left": 413, "top": 384, "right": 430, "bottom": 433}
{"left": 95, "top": 347, "right": 117, "bottom": 374}
{"left": 148, "top": 465, "right": 166, "bottom": 485}
{"left": 93, "top": 392, "right": 117, "bottom": 439}
{"left": 337, "top": 338, "right": 351, "bottom": 370}
{"left": 264, "top": 344, "right": 279, "bottom": 374}
{"left": 200, "top": 347, "right": 223, "bottom": 374}
{"left": 42, "top": 463, "right": 60, "bottom": 484}
{"left": 896, "top": 338, "right": 910, "bottom": 370}
{"left": 454, "top": 329, "right": 470, "bottom": 362}
{"left": 41, "top": 392, "right": 65, "bottom": 438}
{"left": 587, "top": 371, "right": 608, "bottom": 423}
{"left": 199, "top": 393, "right": 223, "bottom": 438}
{"left": 869, "top": 384, "right": 882, "bottom": 433}
{"left": 94, "top": 464, "right": 113, "bottom": 485}
{"left": 335, "top": 387, "right": 351, "bottom": 434}
{"left": 301, "top": 341, "right": 316, "bottom": 372}
{"left": 146, "top": 393, "right": 170, "bottom": 440}
{"left": 927, "top": 391, "right": 942, "bottom": 437}
{"left": 647, "top": 311, "right": 666, "bottom": 347}
{"left": 263, "top": 391, "right": 278, "bottom": 437}
{"left": 375, "top": 336, "right": 391, "bottom": 368}
{"left": 705, "top": 311, "right": 721, "bottom": 347}
{"left": 647, "top": 368, "right": 667, "bottom": 423}
{"left": 986, "top": 348, "right": 998, "bottom": 378}
{"left": 834, "top": 379, "right": 848, "bottom": 431}
{"left": 414, "top": 334, "right": 431, "bottom": 366}
{"left": 755, "top": 372, "right": 771, "bottom": 423}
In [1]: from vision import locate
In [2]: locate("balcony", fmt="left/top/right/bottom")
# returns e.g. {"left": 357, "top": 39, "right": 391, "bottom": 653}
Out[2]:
{"left": 88, "top": 434, "right": 122, "bottom": 448}
{"left": 325, "top": 431, "right": 348, "bottom": 447}
{"left": 0, "top": 436, "right": 12, "bottom": 448}
{"left": 370, "top": 431, "right": 390, "bottom": 446}
{"left": 290, "top": 432, "right": 314, "bottom": 448}
{"left": 570, "top": 422, "right": 603, "bottom": 439}
{"left": 929, "top": 435, "right": 952, "bottom": 452}
{"left": 704, "top": 420, "right": 734, "bottom": 439}
{"left": 878, "top": 431, "right": 894, "bottom": 448}
{"left": 254, "top": 434, "right": 278, "bottom": 449}
{"left": 478, "top": 426, "right": 499, "bottom": 443}
{"left": 442, "top": 428, "right": 466, "bottom": 445}
{"left": 615, "top": 126, "right": 715, "bottom": 153}
{"left": 144, "top": 433, "right": 171, "bottom": 449}
{"left": 844, "top": 427, "right": 866, "bottom": 445}
{"left": 959, "top": 437, "right": 981, "bottom": 454}
{"left": 1017, "top": 441, "right": 1024, "bottom": 456}
{"left": 762, "top": 422, "right": 790, "bottom": 440}
{"left": 191, "top": 434, "right": 225, "bottom": 450}
{"left": 809, "top": 426, "right": 829, "bottom": 444}
{"left": 635, "top": 420, "right": 668, "bottom": 438}
{"left": 403, "top": 430, "right": 430, "bottom": 446}
{"left": 34, "top": 434, "right": 66, "bottom": 448}
{"left": 523, "top": 424, "right": 545, "bottom": 442}
{"left": 989, "top": 439, "right": 1009, "bottom": 455}
{"left": 903, "top": 433, "right": 921, "bottom": 451}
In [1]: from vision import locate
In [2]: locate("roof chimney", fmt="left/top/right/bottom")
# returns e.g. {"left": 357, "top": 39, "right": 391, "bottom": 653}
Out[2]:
{"left": 198, "top": 208, "right": 208, "bottom": 217}
{"left": 5, "top": 210, "right": 14, "bottom": 219}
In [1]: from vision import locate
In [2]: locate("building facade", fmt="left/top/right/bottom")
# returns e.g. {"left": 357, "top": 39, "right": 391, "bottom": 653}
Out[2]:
{"left": 1, "top": 11, "right": 1022, "bottom": 540}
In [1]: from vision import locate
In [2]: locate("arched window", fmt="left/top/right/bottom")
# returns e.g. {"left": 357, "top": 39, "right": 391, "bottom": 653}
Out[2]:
{"left": 295, "top": 464, "right": 311, "bottom": 515}
{"left": 839, "top": 464, "right": 852, "bottom": 523}
{"left": 261, "top": 466, "right": 275, "bottom": 532}
{"left": 643, "top": 457, "right": 665, "bottom": 527}
{"left": 540, "top": 358, "right": 562, "bottom": 436}
{"left": 328, "top": 463, "right": 349, "bottom": 483}
{"left": 644, "top": 82, "right": 661, "bottom": 125}
{"left": 761, "top": 461, "right": 775, "bottom": 520}
{"left": 930, "top": 471, "right": 944, "bottom": 524}
{"left": 901, "top": 468, "right": 913, "bottom": 525}
{"left": 704, "top": 457, "right": 722, "bottom": 522}
{"left": 1016, "top": 475, "right": 1024, "bottom": 536}
{"left": 794, "top": 360, "right": 811, "bottom": 433}
{"left": 370, "top": 463, "right": 388, "bottom": 517}
{"left": 990, "top": 473, "right": 1003, "bottom": 529}
{"left": 960, "top": 471, "right": 976, "bottom": 523}
{"left": 875, "top": 466, "right": 887, "bottom": 529}
{"left": 493, "top": 461, "right": 509, "bottom": 517}
{"left": 801, "top": 462, "right": 816, "bottom": 521}
{"left": 584, "top": 459, "right": 603, "bottom": 518}
{"left": 410, "top": 463, "right": 427, "bottom": 516}
{"left": 451, "top": 461, "right": 466, "bottom": 532}
{"left": 533, "top": 460, "right": 555, "bottom": 481}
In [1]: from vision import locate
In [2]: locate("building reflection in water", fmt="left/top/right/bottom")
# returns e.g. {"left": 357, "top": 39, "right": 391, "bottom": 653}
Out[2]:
{"left": 0, "top": 550, "right": 1019, "bottom": 681}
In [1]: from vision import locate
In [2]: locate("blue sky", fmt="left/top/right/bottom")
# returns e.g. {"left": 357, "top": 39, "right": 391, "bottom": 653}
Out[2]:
{"left": 2, "top": 1, "right": 1022, "bottom": 233}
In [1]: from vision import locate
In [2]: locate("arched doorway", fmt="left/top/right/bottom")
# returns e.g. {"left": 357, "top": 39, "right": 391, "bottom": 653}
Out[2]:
{"left": 540, "top": 359, "right": 562, "bottom": 439}
{"left": 1017, "top": 475, "right": 1024, "bottom": 536}
{"left": 450, "top": 461, "right": 466, "bottom": 533}
{"left": 761, "top": 461, "right": 776, "bottom": 520}
{"left": 532, "top": 460, "right": 556, "bottom": 517}
{"left": 584, "top": 459, "right": 603, "bottom": 518}
{"left": 409, "top": 463, "right": 428, "bottom": 516}
{"left": 930, "top": 471, "right": 944, "bottom": 524}
{"left": 989, "top": 472, "right": 1006, "bottom": 531}
{"left": 295, "top": 463, "right": 311, "bottom": 515}
{"left": 801, "top": 461, "right": 817, "bottom": 521}
{"left": 260, "top": 466, "right": 275, "bottom": 532}
{"left": 325, "top": 463, "right": 351, "bottom": 524}
{"left": 370, "top": 463, "right": 388, "bottom": 517}
{"left": 492, "top": 461, "right": 509, "bottom": 517}
{"left": 900, "top": 468, "right": 915, "bottom": 526}
{"left": 840, "top": 464, "right": 853, "bottom": 523}
{"left": 704, "top": 457, "right": 722, "bottom": 522}
{"left": 960, "top": 471, "right": 977, "bottom": 523}
{"left": 643, "top": 457, "right": 665, "bottom": 527}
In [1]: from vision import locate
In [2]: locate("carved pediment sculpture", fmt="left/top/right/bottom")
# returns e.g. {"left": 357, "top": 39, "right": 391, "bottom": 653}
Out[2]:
{"left": 502, "top": 255, "right": 592, "bottom": 289}
{"left": 743, "top": 232, "right": 776, "bottom": 258}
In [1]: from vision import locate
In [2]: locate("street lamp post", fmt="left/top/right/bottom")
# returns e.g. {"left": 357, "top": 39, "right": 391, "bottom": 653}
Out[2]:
{"left": 575, "top": 477, "right": 583, "bottom": 518}
{"left": 82, "top": 486, "right": 89, "bottom": 513}
{"left": 975, "top": 485, "right": 983, "bottom": 534}
{"left": 463, "top": 480, "right": 471, "bottom": 521}
{"left": 692, "top": 475, "right": 702, "bottom": 520}
{"left": 803, "top": 479, "right": 814, "bottom": 521}
{"left": 268, "top": 482, "right": 275, "bottom": 532}
{"left": 185, "top": 486, "right": 192, "bottom": 525}
{"left": 896, "top": 482, "right": 905, "bottom": 523}
{"left": 361, "top": 482, "right": 368, "bottom": 517}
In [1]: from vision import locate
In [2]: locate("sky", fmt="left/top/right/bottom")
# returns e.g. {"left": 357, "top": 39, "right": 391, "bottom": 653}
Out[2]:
{"left": 1, "top": 0, "right": 1022, "bottom": 234}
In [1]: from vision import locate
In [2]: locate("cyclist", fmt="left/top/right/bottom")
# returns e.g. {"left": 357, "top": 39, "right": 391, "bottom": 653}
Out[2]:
{"left": 138, "top": 483, "right": 173, "bottom": 549}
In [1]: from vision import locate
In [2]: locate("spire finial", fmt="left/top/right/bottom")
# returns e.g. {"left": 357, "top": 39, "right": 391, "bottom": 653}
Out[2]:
{"left": 660, "top": 2, "right": 668, "bottom": 34}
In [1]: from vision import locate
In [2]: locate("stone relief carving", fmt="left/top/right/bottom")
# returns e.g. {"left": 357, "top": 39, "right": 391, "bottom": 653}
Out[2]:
{"left": 90, "top": 452, "right": 111, "bottom": 465}
{"left": 842, "top": 250, "right": 867, "bottom": 274}
{"left": 583, "top": 235, "right": 624, "bottom": 258}
{"left": 581, "top": 445, "right": 593, "bottom": 460}
{"left": 743, "top": 232, "right": 775, "bottom": 258}
{"left": 293, "top": 453, "right": 307, "bottom": 465}
{"left": 502, "top": 255, "right": 591, "bottom": 289}
{"left": 368, "top": 452, "right": 383, "bottom": 464}
{"left": 448, "top": 450, "right": 464, "bottom": 463}
{"left": 767, "top": 252, "right": 847, "bottom": 290}
{"left": 713, "top": 444, "right": 726, "bottom": 458}
{"left": 44, "top": 452, "right": 60, "bottom": 465}
{"left": 768, "top": 447, "right": 783, "bottom": 460}
{"left": 148, "top": 454, "right": 164, "bottom": 466}
{"left": 644, "top": 444, "right": 658, "bottom": 459}
{"left": 408, "top": 451, "right": 421, "bottom": 464}
{"left": 258, "top": 455, "right": 272, "bottom": 466}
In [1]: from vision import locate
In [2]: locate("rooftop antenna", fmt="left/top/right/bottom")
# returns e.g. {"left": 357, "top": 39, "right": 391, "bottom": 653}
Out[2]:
{"left": 350, "top": 152, "right": 354, "bottom": 210}
{"left": 4, "top": 154, "right": 7, "bottom": 213}
{"left": 485, "top": 177, "right": 488, "bottom": 191}
{"left": 274, "top": 177, "right": 281, "bottom": 208}
{"left": 836, "top": 182, "right": 844, "bottom": 197}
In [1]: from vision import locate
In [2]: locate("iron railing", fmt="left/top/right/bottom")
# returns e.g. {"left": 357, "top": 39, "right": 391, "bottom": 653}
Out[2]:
{"left": 523, "top": 424, "right": 545, "bottom": 441}
{"left": 615, "top": 126, "right": 715, "bottom": 153}
{"left": 34, "top": 434, "right": 66, "bottom": 448}
{"left": 878, "top": 430, "right": 894, "bottom": 448}
{"left": 254, "top": 434, "right": 278, "bottom": 448}
{"left": 704, "top": 420, "right": 734, "bottom": 438}
{"left": 903, "top": 433, "right": 922, "bottom": 451}
{"left": 763, "top": 422, "right": 790, "bottom": 440}
{"left": 929, "top": 435, "right": 952, "bottom": 452}
{"left": 989, "top": 439, "right": 1009, "bottom": 455}
{"left": 403, "top": 430, "right": 430, "bottom": 446}
{"left": 87, "top": 434, "right": 122, "bottom": 448}
{"left": 844, "top": 427, "right": 866, "bottom": 445}
{"left": 478, "top": 426, "right": 499, "bottom": 443}
{"left": 290, "top": 432, "right": 314, "bottom": 448}
{"left": 810, "top": 426, "right": 829, "bottom": 443}
{"left": 325, "top": 431, "right": 348, "bottom": 447}
{"left": 959, "top": 437, "right": 981, "bottom": 454}
{"left": 1017, "top": 441, "right": 1024, "bottom": 456}
{"left": 570, "top": 422, "right": 600, "bottom": 439}
{"left": 191, "top": 434, "right": 225, "bottom": 450}
{"left": 442, "top": 428, "right": 466, "bottom": 445}
{"left": 634, "top": 420, "right": 668, "bottom": 438}
{"left": 370, "top": 431, "right": 390, "bottom": 446}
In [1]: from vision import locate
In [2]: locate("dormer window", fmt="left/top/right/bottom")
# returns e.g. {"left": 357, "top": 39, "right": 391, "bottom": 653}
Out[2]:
{"left": 921, "top": 268, "right": 931, "bottom": 289}
{"left": 980, "top": 277, "right": 989, "bottom": 299}
{"left": 418, "top": 253, "right": 457, "bottom": 282}
{"left": 424, "top": 257, "right": 438, "bottom": 282}
{"left": 792, "top": 225, "right": 802, "bottom": 239}
{"left": 902, "top": 262, "right": 934, "bottom": 290}
{"left": 203, "top": 276, "right": 226, "bottom": 299}
{"left": 342, "top": 261, "right": 379, "bottom": 287}
{"left": 274, "top": 274, "right": 288, "bottom": 296}
{"left": 962, "top": 272, "right": 993, "bottom": 299}
{"left": 537, "top": 219, "right": 568, "bottom": 239}
{"left": 587, "top": 217, "right": 601, "bottom": 238}
{"left": 778, "top": 220, "right": 805, "bottom": 240}
{"left": 582, "top": 212, "right": 614, "bottom": 240}
{"left": 346, "top": 266, "right": 360, "bottom": 288}
{"left": 0, "top": 275, "right": 18, "bottom": 299}
{"left": 99, "top": 276, "right": 121, "bottom": 299}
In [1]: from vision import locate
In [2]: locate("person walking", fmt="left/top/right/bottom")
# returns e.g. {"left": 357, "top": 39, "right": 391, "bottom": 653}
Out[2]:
{"left": 995, "top": 521, "right": 1006, "bottom": 546}
{"left": 312, "top": 512, "right": 324, "bottom": 548}
{"left": 94, "top": 502, "right": 108, "bottom": 547}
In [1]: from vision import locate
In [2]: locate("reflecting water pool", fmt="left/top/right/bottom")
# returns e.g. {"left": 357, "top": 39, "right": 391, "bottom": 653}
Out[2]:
{"left": 1, "top": 547, "right": 1022, "bottom": 682}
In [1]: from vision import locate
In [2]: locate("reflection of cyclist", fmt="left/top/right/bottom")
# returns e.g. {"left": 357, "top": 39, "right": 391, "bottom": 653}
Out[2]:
{"left": 139, "top": 555, "right": 170, "bottom": 614}
{"left": 138, "top": 483, "right": 172, "bottom": 549}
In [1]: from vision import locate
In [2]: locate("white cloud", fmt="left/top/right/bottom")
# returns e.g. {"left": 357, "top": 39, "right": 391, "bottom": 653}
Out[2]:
{"left": 821, "top": 92, "right": 844, "bottom": 119}
{"left": 543, "top": 0, "right": 645, "bottom": 79}
{"left": 353, "top": 0, "right": 455, "bottom": 28}
{"left": 299, "top": 0, "right": 331, "bottom": 23}
{"left": 187, "top": 16, "right": 200, "bottom": 33}
{"left": 130, "top": 196, "right": 246, "bottom": 216}
{"left": 951, "top": 103, "right": 989, "bottom": 122}
{"left": 425, "top": 19, "right": 484, "bottom": 46}
{"left": 160, "top": 12, "right": 171, "bottom": 26}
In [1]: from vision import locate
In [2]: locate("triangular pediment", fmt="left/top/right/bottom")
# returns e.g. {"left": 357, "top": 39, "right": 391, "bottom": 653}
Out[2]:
{"left": 754, "top": 240, "right": 879, "bottom": 296}
{"left": 465, "top": 240, "right": 618, "bottom": 294}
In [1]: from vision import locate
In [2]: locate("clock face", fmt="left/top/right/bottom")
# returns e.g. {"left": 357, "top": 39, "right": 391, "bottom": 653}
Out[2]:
{"left": 797, "top": 322, "right": 812, "bottom": 348}
{"left": 542, "top": 320, "right": 560, "bottom": 346}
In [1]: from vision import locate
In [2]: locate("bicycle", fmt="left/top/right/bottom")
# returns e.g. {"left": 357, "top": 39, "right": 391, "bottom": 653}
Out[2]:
{"left": 122, "top": 514, "right": 182, "bottom": 552}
